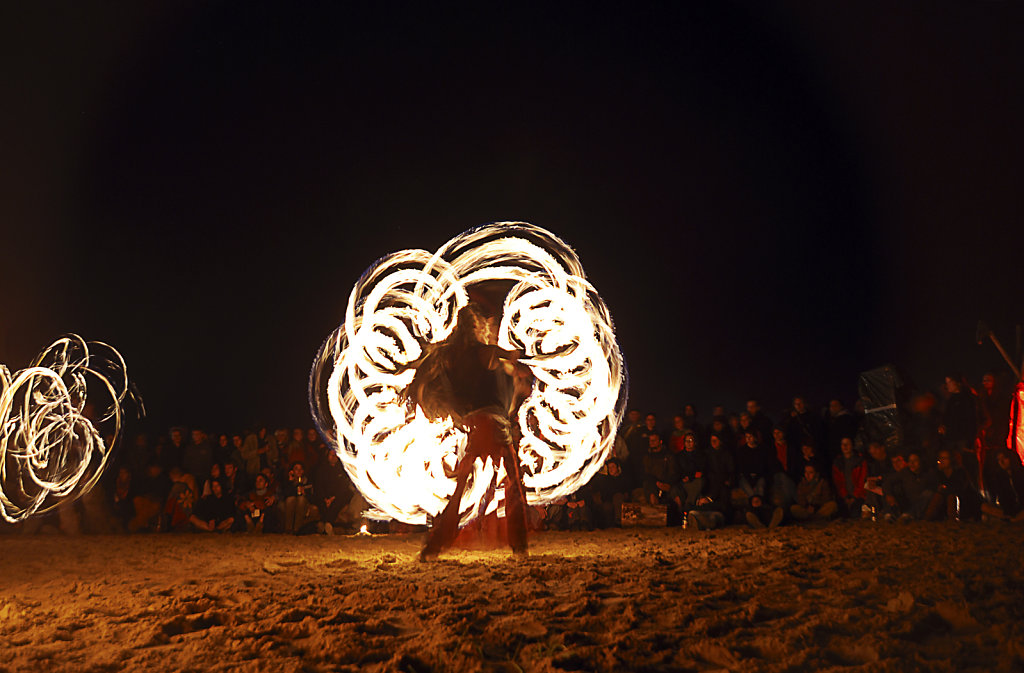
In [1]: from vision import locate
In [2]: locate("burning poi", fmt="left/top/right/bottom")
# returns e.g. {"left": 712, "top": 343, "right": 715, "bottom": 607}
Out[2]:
{"left": 309, "top": 222, "right": 626, "bottom": 558}
{"left": 0, "top": 335, "right": 137, "bottom": 523}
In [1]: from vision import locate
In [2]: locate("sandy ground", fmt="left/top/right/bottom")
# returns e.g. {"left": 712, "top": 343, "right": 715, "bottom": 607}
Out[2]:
{"left": 2, "top": 522, "right": 1023, "bottom": 673}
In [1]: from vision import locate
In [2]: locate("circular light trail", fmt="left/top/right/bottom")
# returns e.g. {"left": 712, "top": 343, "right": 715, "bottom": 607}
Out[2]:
{"left": 0, "top": 335, "right": 134, "bottom": 523}
{"left": 310, "top": 222, "right": 626, "bottom": 526}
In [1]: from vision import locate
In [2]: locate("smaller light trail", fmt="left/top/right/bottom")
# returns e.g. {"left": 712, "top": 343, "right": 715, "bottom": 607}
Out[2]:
{"left": 1, "top": 335, "right": 135, "bottom": 522}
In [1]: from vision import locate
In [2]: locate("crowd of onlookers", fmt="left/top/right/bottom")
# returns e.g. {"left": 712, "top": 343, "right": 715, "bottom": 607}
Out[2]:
{"left": 10, "top": 371, "right": 1023, "bottom": 537}
{"left": 103, "top": 427, "right": 368, "bottom": 535}
{"left": 575, "top": 371, "right": 1024, "bottom": 532}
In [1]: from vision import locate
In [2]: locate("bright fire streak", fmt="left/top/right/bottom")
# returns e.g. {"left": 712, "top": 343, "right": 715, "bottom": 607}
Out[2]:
{"left": 1012, "top": 382, "right": 1024, "bottom": 465}
{"left": 0, "top": 335, "right": 135, "bottom": 523}
{"left": 310, "top": 222, "right": 626, "bottom": 527}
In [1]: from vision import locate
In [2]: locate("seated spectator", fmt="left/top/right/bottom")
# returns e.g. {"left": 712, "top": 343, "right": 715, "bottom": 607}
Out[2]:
{"left": 282, "top": 461, "right": 317, "bottom": 534}
{"left": 771, "top": 428, "right": 798, "bottom": 479}
{"left": 790, "top": 441, "right": 828, "bottom": 484}
{"left": 201, "top": 462, "right": 224, "bottom": 497}
{"left": 790, "top": 464, "right": 838, "bottom": 522}
{"left": 737, "top": 412, "right": 757, "bottom": 451}
{"left": 982, "top": 449, "right": 1024, "bottom": 522}
{"left": 240, "top": 472, "right": 279, "bottom": 533}
{"left": 673, "top": 431, "right": 705, "bottom": 511}
{"left": 708, "top": 414, "right": 735, "bottom": 453}
{"left": 588, "top": 458, "right": 630, "bottom": 528}
{"left": 736, "top": 430, "right": 776, "bottom": 501}
{"left": 221, "top": 461, "right": 248, "bottom": 499}
{"left": 163, "top": 467, "right": 199, "bottom": 532}
{"left": 643, "top": 434, "right": 679, "bottom": 507}
{"left": 190, "top": 478, "right": 236, "bottom": 532}
{"left": 565, "top": 489, "right": 592, "bottom": 531}
{"left": 863, "top": 441, "right": 894, "bottom": 519}
{"left": 543, "top": 498, "right": 569, "bottom": 530}
{"left": 737, "top": 430, "right": 784, "bottom": 529}
{"left": 881, "top": 453, "right": 908, "bottom": 522}
{"left": 669, "top": 415, "right": 688, "bottom": 453}
{"left": 745, "top": 494, "right": 784, "bottom": 530}
{"left": 931, "top": 449, "right": 983, "bottom": 521}
{"left": 897, "top": 451, "right": 940, "bottom": 521}
{"left": 312, "top": 450, "right": 351, "bottom": 534}
{"left": 687, "top": 433, "right": 734, "bottom": 530}
{"left": 832, "top": 437, "right": 867, "bottom": 518}
{"left": 128, "top": 463, "right": 171, "bottom": 532}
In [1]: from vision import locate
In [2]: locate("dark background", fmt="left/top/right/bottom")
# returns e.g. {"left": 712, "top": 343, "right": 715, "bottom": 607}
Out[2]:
{"left": 2, "top": 2, "right": 1021, "bottom": 435}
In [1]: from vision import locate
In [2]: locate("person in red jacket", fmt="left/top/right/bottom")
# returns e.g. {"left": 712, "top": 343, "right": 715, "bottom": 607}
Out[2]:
{"left": 832, "top": 437, "right": 867, "bottom": 518}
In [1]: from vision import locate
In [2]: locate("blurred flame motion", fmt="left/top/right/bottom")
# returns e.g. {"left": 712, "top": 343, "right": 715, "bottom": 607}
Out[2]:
{"left": 310, "top": 222, "right": 626, "bottom": 527}
{"left": 1012, "top": 382, "right": 1024, "bottom": 465}
{"left": 0, "top": 335, "right": 135, "bottom": 523}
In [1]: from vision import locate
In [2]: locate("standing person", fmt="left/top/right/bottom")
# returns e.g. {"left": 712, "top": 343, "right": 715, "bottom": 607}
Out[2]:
{"left": 669, "top": 415, "right": 688, "bottom": 453}
{"left": 165, "top": 427, "right": 187, "bottom": 471}
{"left": 182, "top": 428, "right": 213, "bottom": 482}
{"left": 681, "top": 404, "right": 704, "bottom": 443}
{"left": 940, "top": 375, "right": 979, "bottom": 486}
{"left": 785, "top": 397, "right": 825, "bottom": 462}
{"left": 825, "top": 399, "right": 859, "bottom": 463}
{"left": 745, "top": 399, "right": 775, "bottom": 448}
{"left": 402, "top": 302, "right": 532, "bottom": 560}
{"left": 978, "top": 372, "right": 1012, "bottom": 492}
{"left": 213, "top": 434, "right": 233, "bottom": 466}
{"left": 238, "top": 431, "right": 261, "bottom": 477}
{"left": 627, "top": 413, "right": 661, "bottom": 491}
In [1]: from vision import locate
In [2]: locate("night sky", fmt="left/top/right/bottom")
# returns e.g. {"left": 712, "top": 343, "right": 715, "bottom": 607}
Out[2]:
{"left": 2, "top": 2, "right": 1022, "bottom": 435}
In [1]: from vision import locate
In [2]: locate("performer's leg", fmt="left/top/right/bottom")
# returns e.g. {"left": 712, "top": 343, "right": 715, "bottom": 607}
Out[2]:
{"left": 422, "top": 449, "right": 477, "bottom": 558}
{"left": 502, "top": 445, "right": 528, "bottom": 555}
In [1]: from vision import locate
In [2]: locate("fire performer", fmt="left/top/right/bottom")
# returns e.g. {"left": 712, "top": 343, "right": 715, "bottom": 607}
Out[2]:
{"left": 309, "top": 223, "right": 626, "bottom": 557}
{"left": 402, "top": 301, "right": 533, "bottom": 560}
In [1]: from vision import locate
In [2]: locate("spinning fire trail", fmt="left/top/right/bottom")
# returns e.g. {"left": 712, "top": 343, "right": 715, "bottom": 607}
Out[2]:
{"left": 310, "top": 222, "right": 626, "bottom": 529}
{"left": 0, "top": 335, "right": 136, "bottom": 522}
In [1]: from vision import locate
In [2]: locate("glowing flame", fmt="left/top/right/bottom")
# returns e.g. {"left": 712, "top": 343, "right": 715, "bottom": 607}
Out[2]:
{"left": 0, "top": 335, "right": 135, "bottom": 523}
{"left": 1013, "top": 382, "right": 1024, "bottom": 465}
{"left": 310, "top": 222, "right": 626, "bottom": 527}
